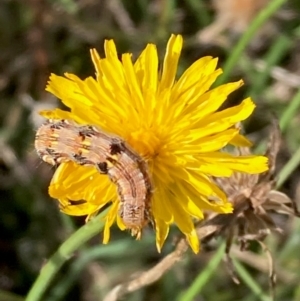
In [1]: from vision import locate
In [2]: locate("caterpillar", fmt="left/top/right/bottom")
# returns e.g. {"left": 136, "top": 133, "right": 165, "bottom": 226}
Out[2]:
{"left": 35, "top": 119, "right": 153, "bottom": 238}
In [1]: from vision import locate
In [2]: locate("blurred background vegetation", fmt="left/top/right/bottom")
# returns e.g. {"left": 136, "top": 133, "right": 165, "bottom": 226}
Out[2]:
{"left": 1, "top": 0, "right": 300, "bottom": 300}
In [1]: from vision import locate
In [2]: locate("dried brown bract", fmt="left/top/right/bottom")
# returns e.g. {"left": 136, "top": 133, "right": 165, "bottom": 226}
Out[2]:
{"left": 214, "top": 120, "right": 299, "bottom": 290}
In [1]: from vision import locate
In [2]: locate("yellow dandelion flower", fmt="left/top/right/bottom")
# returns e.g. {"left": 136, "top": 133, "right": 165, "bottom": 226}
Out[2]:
{"left": 39, "top": 34, "right": 268, "bottom": 253}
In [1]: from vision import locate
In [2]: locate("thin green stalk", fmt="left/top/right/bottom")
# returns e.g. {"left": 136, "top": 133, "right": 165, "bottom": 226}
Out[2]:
{"left": 216, "top": 0, "right": 287, "bottom": 86}
{"left": 233, "top": 259, "right": 272, "bottom": 301}
{"left": 46, "top": 237, "right": 154, "bottom": 301}
{"left": 251, "top": 35, "right": 292, "bottom": 97}
{"left": 276, "top": 146, "right": 300, "bottom": 189}
{"left": 277, "top": 219, "right": 300, "bottom": 261}
{"left": 177, "top": 243, "right": 225, "bottom": 301}
{"left": 280, "top": 87, "right": 300, "bottom": 133}
{"left": 26, "top": 210, "right": 107, "bottom": 301}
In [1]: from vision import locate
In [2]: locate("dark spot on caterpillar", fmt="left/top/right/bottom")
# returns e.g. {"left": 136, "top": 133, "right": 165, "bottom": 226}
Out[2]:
{"left": 72, "top": 153, "right": 93, "bottom": 166}
{"left": 50, "top": 120, "right": 65, "bottom": 129}
{"left": 45, "top": 147, "right": 56, "bottom": 155}
{"left": 96, "top": 161, "right": 108, "bottom": 174}
{"left": 79, "top": 128, "right": 93, "bottom": 138}
{"left": 110, "top": 141, "right": 125, "bottom": 155}
{"left": 45, "top": 148, "right": 61, "bottom": 162}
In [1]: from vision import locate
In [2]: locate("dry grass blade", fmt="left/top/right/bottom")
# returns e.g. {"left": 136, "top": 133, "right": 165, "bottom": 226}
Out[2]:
{"left": 254, "top": 60, "right": 300, "bottom": 88}
{"left": 231, "top": 245, "right": 295, "bottom": 284}
{"left": 224, "top": 251, "right": 241, "bottom": 284}
{"left": 103, "top": 238, "right": 188, "bottom": 301}
{"left": 257, "top": 240, "right": 276, "bottom": 300}
{"left": 261, "top": 119, "right": 281, "bottom": 181}
{"left": 197, "top": 0, "right": 272, "bottom": 45}
{"left": 107, "top": 0, "right": 136, "bottom": 36}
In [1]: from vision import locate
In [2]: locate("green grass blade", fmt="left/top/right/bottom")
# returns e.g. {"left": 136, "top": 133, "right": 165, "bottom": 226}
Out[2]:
{"left": 26, "top": 210, "right": 107, "bottom": 301}
{"left": 177, "top": 243, "right": 225, "bottom": 301}
{"left": 46, "top": 237, "right": 154, "bottom": 301}
{"left": 280, "top": 88, "right": 300, "bottom": 133}
{"left": 251, "top": 35, "right": 292, "bottom": 98}
{"left": 216, "top": 0, "right": 287, "bottom": 86}
{"left": 277, "top": 146, "right": 300, "bottom": 189}
{"left": 233, "top": 259, "right": 272, "bottom": 301}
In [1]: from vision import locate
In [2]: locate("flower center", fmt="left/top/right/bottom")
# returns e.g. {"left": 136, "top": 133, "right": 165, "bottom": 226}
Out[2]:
{"left": 128, "top": 128, "right": 162, "bottom": 160}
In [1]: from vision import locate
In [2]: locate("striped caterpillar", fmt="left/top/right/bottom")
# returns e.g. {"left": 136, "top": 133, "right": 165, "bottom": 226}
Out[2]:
{"left": 35, "top": 119, "right": 153, "bottom": 238}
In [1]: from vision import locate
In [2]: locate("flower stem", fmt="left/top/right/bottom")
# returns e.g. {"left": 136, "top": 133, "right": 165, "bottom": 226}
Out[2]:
{"left": 26, "top": 211, "right": 107, "bottom": 301}
{"left": 216, "top": 0, "right": 287, "bottom": 86}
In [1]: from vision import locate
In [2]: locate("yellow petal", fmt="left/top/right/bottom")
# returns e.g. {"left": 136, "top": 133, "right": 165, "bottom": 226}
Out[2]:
{"left": 154, "top": 218, "right": 169, "bottom": 253}
{"left": 230, "top": 133, "right": 253, "bottom": 147}
{"left": 103, "top": 201, "right": 119, "bottom": 244}
{"left": 159, "top": 34, "right": 183, "bottom": 92}
{"left": 187, "top": 228, "right": 200, "bottom": 254}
